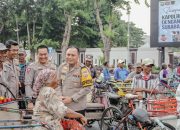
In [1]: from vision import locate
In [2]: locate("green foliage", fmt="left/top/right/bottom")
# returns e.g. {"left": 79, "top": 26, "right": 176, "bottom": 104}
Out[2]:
{"left": 35, "top": 39, "right": 59, "bottom": 49}
{"left": 103, "top": 25, "right": 115, "bottom": 38}
{"left": 0, "top": 0, "right": 146, "bottom": 49}
{"left": 152, "top": 66, "right": 160, "bottom": 74}
{"left": 99, "top": 56, "right": 105, "bottom": 65}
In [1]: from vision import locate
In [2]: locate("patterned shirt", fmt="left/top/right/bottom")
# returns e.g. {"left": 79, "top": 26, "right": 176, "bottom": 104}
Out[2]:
{"left": 19, "top": 64, "right": 26, "bottom": 83}
{"left": 131, "top": 72, "right": 160, "bottom": 98}
{"left": 33, "top": 87, "right": 67, "bottom": 130}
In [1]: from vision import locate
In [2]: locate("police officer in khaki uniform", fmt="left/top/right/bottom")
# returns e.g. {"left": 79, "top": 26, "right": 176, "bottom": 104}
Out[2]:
{"left": 0, "top": 43, "right": 16, "bottom": 98}
{"left": 58, "top": 46, "right": 93, "bottom": 115}
{"left": 25, "top": 45, "right": 56, "bottom": 98}
{"left": 4, "top": 40, "right": 20, "bottom": 98}
{"left": 0, "top": 43, "right": 8, "bottom": 96}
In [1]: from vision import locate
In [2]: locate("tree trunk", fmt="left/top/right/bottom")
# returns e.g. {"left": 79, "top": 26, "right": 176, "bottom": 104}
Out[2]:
{"left": 27, "top": 22, "right": 31, "bottom": 47}
{"left": 32, "top": 19, "right": 36, "bottom": 42}
{"left": 27, "top": 22, "right": 34, "bottom": 60}
{"left": 15, "top": 16, "right": 20, "bottom": 44}
{"left": 0, "top": 24, "right": 4, "bottom": 34}
{"left": 94, "top": 0, "right": 111, "bottom": 62}
{"left": 61, "top": 14, "right": 72, "bottom": 63}
{"left": 105, "top": 18, "right": 112, "bottom": 62}
{"left": 30, "top": 49, "right": 35, "bottom": 61}
{"left": 31, "top": 20, "right": 36, "bottom": 61}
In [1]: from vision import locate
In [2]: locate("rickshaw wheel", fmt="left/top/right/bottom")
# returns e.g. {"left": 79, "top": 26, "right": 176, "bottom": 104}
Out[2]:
{"left": 100, "top": 106, "right": 123, "bottom": 130}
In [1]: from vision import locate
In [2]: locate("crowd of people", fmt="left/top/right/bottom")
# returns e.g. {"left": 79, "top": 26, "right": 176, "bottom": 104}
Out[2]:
{"left": 0, "top": 41, "right": 90, "bottom": 129}
{"left": 1, "top": 39, "right": 180, "bottom": 129}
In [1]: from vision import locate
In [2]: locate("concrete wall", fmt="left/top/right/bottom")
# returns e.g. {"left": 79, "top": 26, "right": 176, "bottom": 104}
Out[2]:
{"left": 54, "top": 47, "right": 172, "bottom": 67}
{"left": 85, "top": 48, "right": 103, "bottom": 65}
{"left": 110, "top": 47, "right": 129, "bottom": 67}
{"left": 85, "top": 47, "right": 171, "bottom": 67}
{"left": 85, "top": 47, "right": 130, "bottom": 67}
{"left": 137, "top": 48, "right": 159, "bottom": 66}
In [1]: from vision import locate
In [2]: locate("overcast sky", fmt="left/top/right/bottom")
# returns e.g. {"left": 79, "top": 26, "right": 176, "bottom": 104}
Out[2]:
{"left": 121, "top": 0, "right": 150, "bottom": 35}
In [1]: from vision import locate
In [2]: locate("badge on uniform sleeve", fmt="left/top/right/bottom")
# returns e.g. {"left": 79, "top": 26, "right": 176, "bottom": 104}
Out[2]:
{"left": 81, "top": 67, "right": 93, "bottom": 87}
{"left": 26, "top": 68, "right": 31, "bottom": 74}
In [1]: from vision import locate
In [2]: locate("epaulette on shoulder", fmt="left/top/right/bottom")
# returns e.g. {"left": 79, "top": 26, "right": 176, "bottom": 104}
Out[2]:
{"left": 27, "top": 62, "right": 36, "bottom": 68}
{"left": 13, "top": 59, "right": 19, "bottom": 65}
{"left": 4, "top": 61, "right": 11, "bottom": 66}
{"left": 50, "top": 63, "right": 56, "bottom": 69}
{"left": 59, "top": 62, "right": 67, "bottom": 68}
{"left": 3, "top": 63, "right": 11, "bottom": 69}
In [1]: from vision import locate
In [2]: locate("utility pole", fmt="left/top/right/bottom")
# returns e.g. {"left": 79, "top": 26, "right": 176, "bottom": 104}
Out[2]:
{"left": 127, "top": 6, "right": 131, "bottom": 64}
{"left": 161, "top": 47, "right": 165, "bottom": 64}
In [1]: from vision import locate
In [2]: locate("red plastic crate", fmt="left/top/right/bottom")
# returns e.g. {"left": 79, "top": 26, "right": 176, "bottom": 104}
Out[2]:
{"left": 147, "top": 98, "right": 177, "bottom": 117}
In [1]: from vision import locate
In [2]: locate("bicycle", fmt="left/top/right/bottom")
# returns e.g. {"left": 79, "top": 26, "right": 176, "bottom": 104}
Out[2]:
{"left": 86, "top": 80, "right": 123, "bottom": 126}
{"left": 100, "top": 93, "right": 175, "bottom": 130}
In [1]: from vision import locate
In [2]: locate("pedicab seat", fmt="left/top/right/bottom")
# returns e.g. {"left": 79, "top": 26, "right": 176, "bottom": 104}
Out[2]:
{"left": 86, "top": 103, "right": 104, "bottom": 110}
{"left": 106, "top": 92, "right": 121, "bottom": 99}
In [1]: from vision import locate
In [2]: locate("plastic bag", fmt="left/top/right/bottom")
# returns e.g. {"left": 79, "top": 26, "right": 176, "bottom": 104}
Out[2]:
{"left": 61, "top": 119, "right": 85, "bottom": 130}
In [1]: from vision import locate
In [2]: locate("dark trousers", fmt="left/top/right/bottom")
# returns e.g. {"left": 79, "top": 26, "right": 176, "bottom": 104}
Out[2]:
{"left": 19, "top": 82, "right": 25, "bottom": 95}
{"left": 18, "top": 82, "right": 27, "bottom": 109}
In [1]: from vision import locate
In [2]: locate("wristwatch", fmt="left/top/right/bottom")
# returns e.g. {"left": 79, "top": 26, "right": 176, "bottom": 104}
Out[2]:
{"left": 71, "top": 97, "right": 77, "bottom": 102}
{"left": 71, "top": 97, "right": 75, "bottom": 102}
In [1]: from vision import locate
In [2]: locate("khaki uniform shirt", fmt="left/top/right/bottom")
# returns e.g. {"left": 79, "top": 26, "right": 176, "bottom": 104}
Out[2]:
{"left": 0, "top": 66, "right": 8, "bottom": 97}
{"left": 25, "top": 62, "right": 56, "bottom": 97}
{"left": 57, "top": 62, "right": 93, "bottom": 111}
{"left": 3, "top": 60, "right": 20, "bottom": 98}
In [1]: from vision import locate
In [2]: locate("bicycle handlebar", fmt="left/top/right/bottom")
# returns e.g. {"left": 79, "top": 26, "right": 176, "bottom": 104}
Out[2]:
{"left": 0, "top": 83, "right": 16, "bottom": 99}
{"left": 125, "top": 93, "right": 139, "bottom": 99}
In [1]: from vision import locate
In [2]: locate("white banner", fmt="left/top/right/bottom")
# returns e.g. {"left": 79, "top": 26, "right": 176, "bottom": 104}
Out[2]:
{"left": 159, "top": 0, "right": 180, "bottom": 42}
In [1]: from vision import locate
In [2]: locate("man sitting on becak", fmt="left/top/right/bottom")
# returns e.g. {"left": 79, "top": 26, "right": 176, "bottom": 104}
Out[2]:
{"left": 131, "top": 58, "right": 160, "bottom": 100}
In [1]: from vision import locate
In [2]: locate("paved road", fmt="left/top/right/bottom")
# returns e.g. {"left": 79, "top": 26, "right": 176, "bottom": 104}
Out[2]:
{"left": 0, "top": 113, "right": 177, "bottom": 130}
{"left": 86, "top": 116, "right": 177, "bottom": 130}
{"left": 86, "top": 122, "right": 100, "bottom": 130}
{"left": 158, "top": 115, "right": 177, "bottom": 129}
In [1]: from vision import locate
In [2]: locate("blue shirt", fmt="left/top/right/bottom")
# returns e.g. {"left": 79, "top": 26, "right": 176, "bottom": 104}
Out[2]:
{"left": 103, "top": 67, "right": 111, "bottom": 81}
{"left": 114, "top": 67, "right": 129, "bottom": 81}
